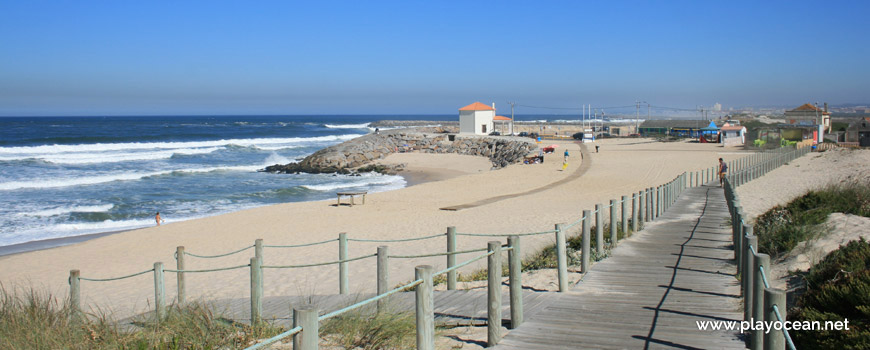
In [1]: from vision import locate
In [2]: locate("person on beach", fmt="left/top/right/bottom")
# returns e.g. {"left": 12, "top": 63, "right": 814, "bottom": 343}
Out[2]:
{"left": 595, "top": 145, "right": 600, "bottom": 153}
{"left": 564, "top": 149, "right": 569, "bottom": 162}
{"left": 375, "top": 127, "right": 379, "bottom": 135}
{"left": 718, "top": 158, "right": 728, "bottom": 186}
{"left": 155, "top": 212, "right": 165, "bottom": 226}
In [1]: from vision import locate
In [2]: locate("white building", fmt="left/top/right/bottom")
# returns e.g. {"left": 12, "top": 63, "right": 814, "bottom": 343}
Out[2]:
{"left": 459, "top": 102, "right": 495, "bottom": 135}
{"left": 720, "top": 123, "right": 747, "bottom": 147}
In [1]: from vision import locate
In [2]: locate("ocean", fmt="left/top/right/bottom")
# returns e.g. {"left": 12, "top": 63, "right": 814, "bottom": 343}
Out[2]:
{"left": 0, "top": 115, "right": 456, "bottom": 249}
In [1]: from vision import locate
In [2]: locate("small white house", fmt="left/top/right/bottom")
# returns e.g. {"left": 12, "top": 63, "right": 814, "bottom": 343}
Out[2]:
{"left": 720, "top": 123, "right": 747, "bottom": 146}
{"left": 459, "top": 102, "right": 495, "bottom": 135}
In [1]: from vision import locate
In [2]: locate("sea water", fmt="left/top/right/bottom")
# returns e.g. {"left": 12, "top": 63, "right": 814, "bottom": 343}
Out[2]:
{"left": 0, "top": 115, "right": 449, "bottom": 248}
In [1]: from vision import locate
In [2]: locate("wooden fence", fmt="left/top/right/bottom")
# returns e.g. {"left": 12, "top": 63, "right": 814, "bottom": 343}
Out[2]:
{"left": 68, "top": 144, "right": 810, "bottom": 349}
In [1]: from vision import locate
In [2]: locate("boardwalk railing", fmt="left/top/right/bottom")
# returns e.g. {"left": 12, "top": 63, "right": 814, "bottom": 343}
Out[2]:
{"left": 68, "top": 144, "right": 812, "bottom": 349}
{"left": 723, "top": 144, "right": 810, "bottom": 350}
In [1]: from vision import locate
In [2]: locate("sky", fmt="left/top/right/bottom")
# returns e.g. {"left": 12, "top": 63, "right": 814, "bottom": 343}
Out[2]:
{"left": 1, "top": 1, "right": 868, "bottom": 116}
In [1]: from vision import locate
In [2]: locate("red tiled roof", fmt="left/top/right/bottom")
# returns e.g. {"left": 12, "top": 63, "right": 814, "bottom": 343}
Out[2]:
{"left": 791, "top": 103, "right": 820, "bottom": 112}
{"left": 720, "top": 125, "right": 745, "bottom": 131}
{"left": 459, "top": 102, "right": 495, "bottom": 111}
{"left": 493, "top": 115, "right": 511, "bottom": 121}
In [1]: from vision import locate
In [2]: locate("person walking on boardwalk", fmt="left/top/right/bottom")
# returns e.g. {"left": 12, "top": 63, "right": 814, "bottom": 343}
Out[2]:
{"left": 564, "top": 149, "right": 569, "bottom": 162}
{"left": 718, "top": 158, "right": 728, "bottom": 187}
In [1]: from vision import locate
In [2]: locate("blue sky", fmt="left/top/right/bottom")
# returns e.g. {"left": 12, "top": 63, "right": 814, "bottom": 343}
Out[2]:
{"left": 1, "top": 1, "right": 868, "bottom": 116}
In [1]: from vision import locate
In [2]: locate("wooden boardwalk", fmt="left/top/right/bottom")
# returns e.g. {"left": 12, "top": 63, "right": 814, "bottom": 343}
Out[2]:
{"left": 494, "top": 184, "right": 745, "bottom": 349}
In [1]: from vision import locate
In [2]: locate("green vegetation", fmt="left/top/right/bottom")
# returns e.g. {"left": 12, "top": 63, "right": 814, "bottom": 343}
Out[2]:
{"left": 0, "top": 286, "right": 283, "bottom": 349}
{"left": 321, "top": 307, "right": 416, "bottom": 350}
{"left": 788, "top": 239, "right": 870, "bottom": 349}
{"left": 753, "top": 182, "right": 870, "bottom": 258}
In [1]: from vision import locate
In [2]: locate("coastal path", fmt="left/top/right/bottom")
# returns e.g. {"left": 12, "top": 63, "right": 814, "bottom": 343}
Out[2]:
{"left": 492, "top": 183, "right": 745, "bottom": 349}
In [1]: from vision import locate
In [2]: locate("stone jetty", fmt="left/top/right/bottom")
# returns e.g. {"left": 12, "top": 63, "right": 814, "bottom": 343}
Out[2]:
{"left": 262, "top": 128, "right": 537, "bottom": 174}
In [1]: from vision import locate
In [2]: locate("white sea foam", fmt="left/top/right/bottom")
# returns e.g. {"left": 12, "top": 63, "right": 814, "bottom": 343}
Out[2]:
{"left": 12, "top": 147, "right": 224, "bottom": 165}
{"left": 21, "top": 204, "right": 115, "bottom": 217}
{"left": 0, "top": 165, "right": 262, "bottom": 191}
{"left": 263, "top": 152, "right": 291, "bottom": 166}
{"left": 0, "top": 135, "right": 360, "bottom": 162}
{"left": 301, "top": 173, "right": 405, "bottom": 191}
{"left": 324, "top": 123, "right": 371, "bottom": 129}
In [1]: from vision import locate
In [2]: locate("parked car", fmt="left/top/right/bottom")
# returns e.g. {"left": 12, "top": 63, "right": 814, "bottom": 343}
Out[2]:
{"left": 572, "top": 132, "right": 584, "bottom": 140}
{"left": 518, "top": 132, "right": 529, "bottom": 137}
{"left": 528, "top": 132, "right": 539, "bottom": 139}
{"left": 489, "top": 131, "right": 501, "bottom": 136}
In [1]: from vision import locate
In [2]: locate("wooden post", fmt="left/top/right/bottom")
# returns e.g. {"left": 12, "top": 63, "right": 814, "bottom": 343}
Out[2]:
{"left": 743, "top": 233, "right": 757, "bottom": 322}
{"left": 176, "top": 246, "right": 185, "bottom": 305}
{"left": 595, "top": 204, "right": 603, "bottom": 254}
{"left": 415, "top": 265, "right": 435, "bottom": 350}
{"left": 508, "top": 236, "right": 523, "bottom": 329}
{"left": 294, "top": 305, "right": 319, "bottom": 350}
{"left": 255, "top": 238, "right": 263, "bottom": 264}
{"left": 631, "top": 193, "right": 638, "bottom": 233}
{"left": 250, "top": 257, "right": 262, "bottom": 325}
{"left": 446, "top": 226, "right": 457, "bottom": 290}
{"left": 752, "top": 253, "right": 770, "bottom": 350}
{"left": 582, "top": 211, "right": 591, "bottom": 273}
{"left": 610, "top": 199, "right": 618, "bottom": 247}
{"left": 487, "top": 241, "right": 503, "bottom": 346}
{"left": 154, "top": 262, "right": 165, "bottom": 321}
{"left": 339, "top": 232, "right": 348, "bottom": 295}
{"left": 377, "top": 246, "right": 389, "bottom": 311}
{"left": 621, "top": 195, "right": 629, "bottom": 237}
{"left": 763, "top": 288, "right": 787, "bottom": 350}
{"left": 555, "top": 224, "right": 568, "bottom": 292}
{"left": 638, "top": 190, "right": 645, "bottom": 224}
{"left": 69, "top": 269, "right": 81, "bottom": 320}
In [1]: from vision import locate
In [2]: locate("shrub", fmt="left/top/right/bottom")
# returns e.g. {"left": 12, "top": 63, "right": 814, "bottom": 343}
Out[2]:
{"left": 321, "top": 307, "right": 416, "bottom": 350}
{"left": 789, "top": 239, "right": 870, "bottom": 349}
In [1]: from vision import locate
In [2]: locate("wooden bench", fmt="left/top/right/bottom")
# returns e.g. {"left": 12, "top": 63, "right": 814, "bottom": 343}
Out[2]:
{"left": 336, "top": 191, "right": 367, "bottom": 206}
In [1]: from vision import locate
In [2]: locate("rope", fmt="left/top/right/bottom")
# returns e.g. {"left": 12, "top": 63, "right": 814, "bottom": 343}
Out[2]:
{"left": 262, "top": 253, "right": 376, "bottom": 269}
{"left": 772, "top": 304, "right": 797, "bottom": 350}
{"left": 318, "top": 278, "right": 424, "bottom": 321}
{"left": 434, "top": 250, "right": 494, "bottom": 276}
{"left": 348, "top": 233, "right": 444, "bottom": 243}
{"left": 79, "top": 269, "right": 154, "bottom": 282}
{"left": 563, "top": 215, "right": 588, "bottom": 230}
{"left": 389, "top": 247, "right": 488, "bottom": 259}
{"left": 165, "top": 264, "right": 250, "bottom": 273}
{"left": 759, "top": 265, "right": 771, "bottom": 289}
{"left": 244, "top": 326, "right": 302, "bottom": 350}
{"left": 184, "top": 245, "right": 254, "bottom": 259}
{"left": 265, "top": 238, "right": 336, "bottom": 248}
{"left": 456, "top": 230, "right": 556, "bottom": 237}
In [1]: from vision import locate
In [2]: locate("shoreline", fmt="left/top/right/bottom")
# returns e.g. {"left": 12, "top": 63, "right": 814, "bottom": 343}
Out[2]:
{"left": 0, "top": 138, "right": 746, "bottom": 321}
{"left": 0, "top": 152, "right": 489, "bottom": 257}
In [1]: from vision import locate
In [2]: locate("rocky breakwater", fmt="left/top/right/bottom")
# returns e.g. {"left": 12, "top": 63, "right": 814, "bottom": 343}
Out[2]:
{"left": 262, "top": 130, "right": 537, "bottom": 174}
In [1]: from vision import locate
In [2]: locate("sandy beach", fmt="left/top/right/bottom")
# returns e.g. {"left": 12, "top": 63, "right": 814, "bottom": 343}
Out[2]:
{"left": 0, "top": 138, "right": 750, "bottom": 320}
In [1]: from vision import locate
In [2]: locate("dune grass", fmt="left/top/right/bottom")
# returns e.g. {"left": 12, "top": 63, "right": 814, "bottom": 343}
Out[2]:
{"left": 0, "top": 285, "right": 283, "bottom": 350}
{"left": 753, "top": 181, "right": 870, "bottom": 258}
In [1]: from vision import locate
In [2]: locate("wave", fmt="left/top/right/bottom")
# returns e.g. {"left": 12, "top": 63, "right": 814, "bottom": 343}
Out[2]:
{"left": 0, "top": 135, "right": 360, "bottom": 159}
{"left": 5, "top": 147, "right": 224, "bottom": 165}
{"left": 0, "top": 165, "right": 262, "bottom": 191}
{"left": 301, "top": 173, "right": 406, "bottom": 192}
{"left": 20, "top": 204, "right": 115, "bottom": 218}
{"left": 324, "top": 123, "right": 371, "bottom": 129}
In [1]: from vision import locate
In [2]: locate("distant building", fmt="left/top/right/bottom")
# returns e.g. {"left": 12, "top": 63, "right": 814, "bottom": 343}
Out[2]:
{"left": 713, "top": 103, "right": 722, "bottom": 112}
{"left": 638, "top": 120, "right": 711, "bottom": 138}
{"left": 784, "top": 103, "right": 831, "bottom": 132}
{"left": 458, "top": 102, "right": 495, "bottom": 135}
{"left": 493, "top": 115, "right": 513, "bottom": 134}
{"left": 720, "top": 123, "right": 747, "bottom": 147}
{"left": 845, "top": 117, "right": 870, "bottom": 147}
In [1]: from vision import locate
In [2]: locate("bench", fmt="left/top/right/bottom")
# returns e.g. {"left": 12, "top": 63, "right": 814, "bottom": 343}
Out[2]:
{"left": 336, "top": 191, "right": 367, "bottom": 206}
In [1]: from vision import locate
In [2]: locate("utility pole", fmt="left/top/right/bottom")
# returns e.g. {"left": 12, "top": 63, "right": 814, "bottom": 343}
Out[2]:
{"left": 635, "top": 100, "right": 640, "bottom": 133}
{"left": 647, "top": 103, "right": 650, "bottom": 121}
{"left": 509, "top": 101, "right": 515, "bottom": 135}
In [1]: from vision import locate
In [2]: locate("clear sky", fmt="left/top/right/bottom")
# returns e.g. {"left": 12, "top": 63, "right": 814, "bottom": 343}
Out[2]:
{"left": 1, "top": 1, "right": 868, "bottom": 116}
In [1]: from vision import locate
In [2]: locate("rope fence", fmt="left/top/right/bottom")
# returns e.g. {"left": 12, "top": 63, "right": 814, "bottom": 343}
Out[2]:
{"left": 70, "top": 145, "right": 805, "bottom": 350}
